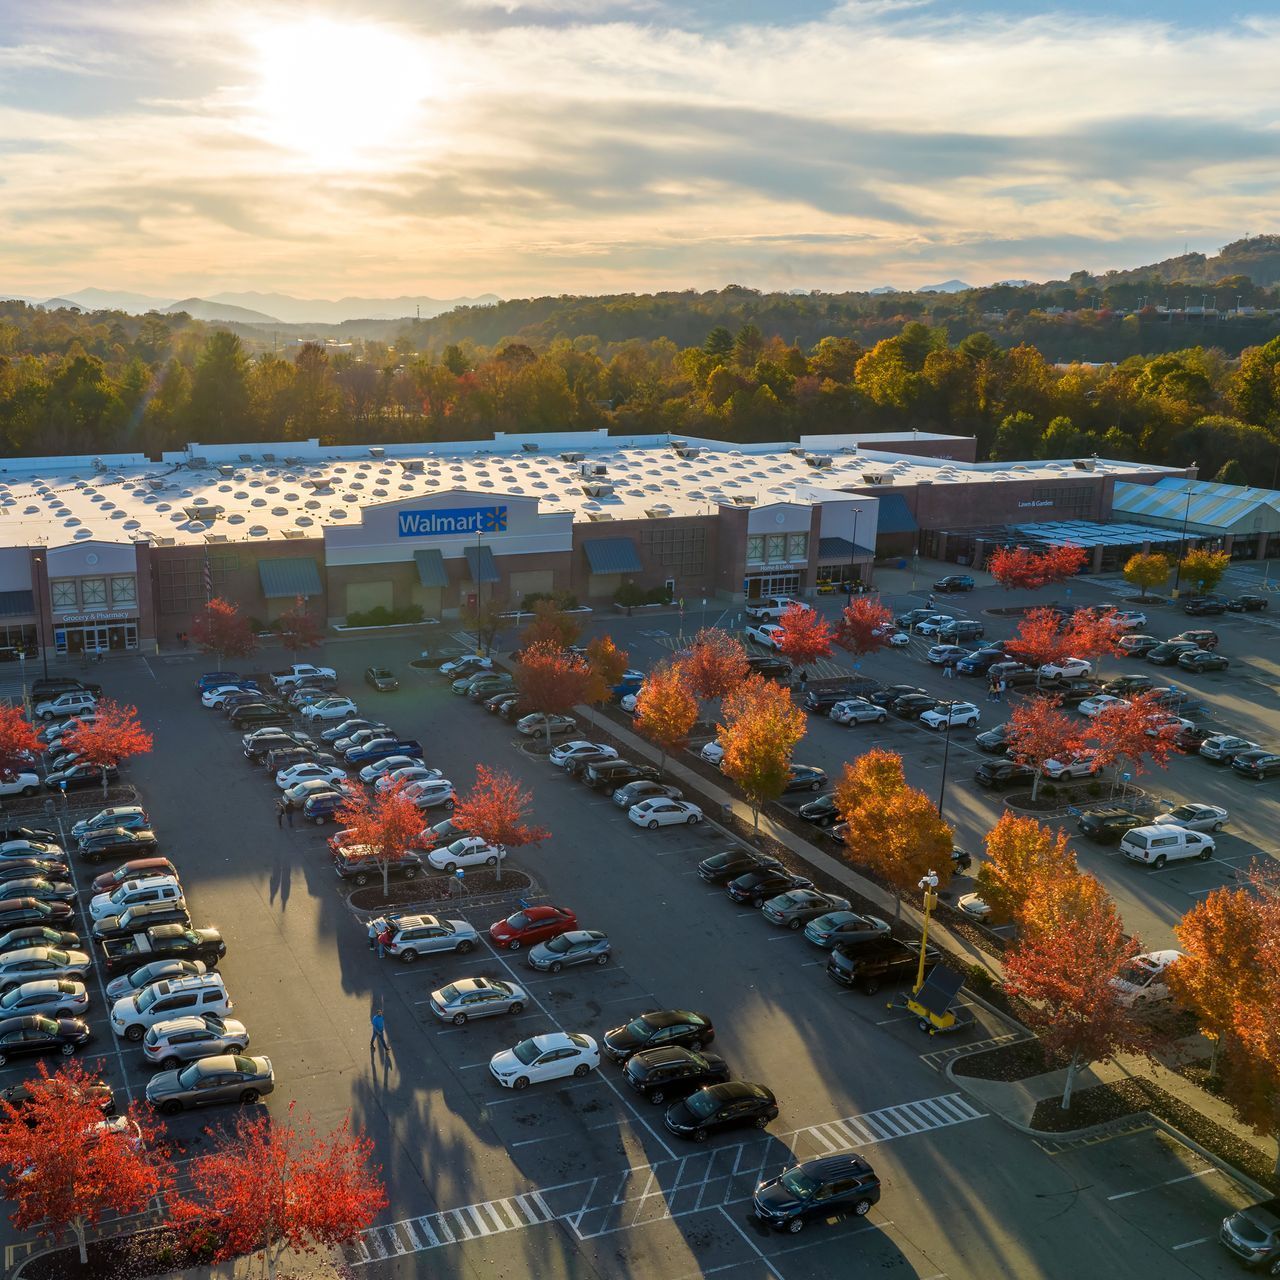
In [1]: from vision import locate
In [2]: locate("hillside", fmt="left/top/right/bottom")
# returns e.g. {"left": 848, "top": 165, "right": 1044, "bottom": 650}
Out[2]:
{"left": 1097, "top": 236, "right": 1280, "bottom": 288}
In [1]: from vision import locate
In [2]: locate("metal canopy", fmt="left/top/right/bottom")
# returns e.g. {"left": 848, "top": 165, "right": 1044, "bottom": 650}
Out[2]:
{"left": 413, "top": 548, "right": 448, "bottom": 588}
{"left": 463, "top": 544, "right": 500, "bottom": 584}
{"left": 583, "top": 537, "right": 643, "bottom": 574}
{"left": 258, "top": 557, "right": 323, "bottom": 599}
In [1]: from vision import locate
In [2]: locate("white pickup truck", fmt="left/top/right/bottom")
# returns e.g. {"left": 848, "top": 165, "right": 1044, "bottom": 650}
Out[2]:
{"left": 745, "top": 596, "right": 813, "bottom": 621}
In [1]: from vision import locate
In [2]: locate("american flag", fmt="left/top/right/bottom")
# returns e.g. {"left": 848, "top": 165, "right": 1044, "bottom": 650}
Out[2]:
{"left": 203, "top": 555, "right": 213, "bottom": 601}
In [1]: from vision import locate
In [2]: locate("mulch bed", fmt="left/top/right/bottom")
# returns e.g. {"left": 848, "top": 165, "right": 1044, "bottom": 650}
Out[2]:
{"left": 953, "top": 1037, "right": 1066, "bottom": 1080}
{"left": 21, "top": 1227, "right": 214, "bottom": 1280}
{"left": 348, "top": 868, "right": 534, "bottom": 911}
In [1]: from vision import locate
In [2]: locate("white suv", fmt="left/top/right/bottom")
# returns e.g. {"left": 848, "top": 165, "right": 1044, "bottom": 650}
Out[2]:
{"left": 111, "top": 973, "right": 232, "bottom": 1042}
{"left": 89, "top": 875, "right": 184, "bottom": 922}
{"left": 1119, "top": 824, "right": 1214, "bottom": 869}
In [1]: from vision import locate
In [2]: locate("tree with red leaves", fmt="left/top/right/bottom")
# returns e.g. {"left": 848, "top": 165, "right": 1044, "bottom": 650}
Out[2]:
{"left": 1060, "top": 607, "right": 1124, "bottom": 677}
{"left": 451, "top": 765, "right": 548, "bottom": 884}
{"left": 1089, "top": 689, "right": 1181, "bottom": 788}
{"left": 833, "top": 596, "right": 894, "bottom": 658}
{"left": 1004, "top": 695, "right": 1083, "bottom": 801}
{"left": 335, "top": 781, "right": 424, "bottom": 895}
{"left": 61, "top": 699, "right": 153, "bottom": 798}
{"left": 585, "top": 634, "right": 629, "bottom": 721}
{"left": 189, "top": 597, "right": 256, "bottom": 665}
{"left": 774, "top": 603, "right": 834, "bottom": 671}
{"left": 275, "top": 595, "right": 324, "bottom": 660}
{"left": 519, "top": 601, "right": 582, "bottom": 651}
{"left": 0, "top": 705, "right": 41, "bottom": 784}
{"left": 514, "top": 641, "right": 592, "bottom": 740}
{"left": 634, "top": 663, "right": 699, "bottom": 770}
{"left": 173, "top": 1105, "right": 385, "bottom": 1280}
{"left": 989, "top": 543, "right": 1088, "bottom": 591}
{"left": 1004, "top": 607, "right": 1071, "bottom": 677}
{"left": 716, "top": 676, "right": 807, "bottom": 831}
{"left": 677, "top": 628, "right": 749, "bottom": 702}
{"left": 0, "top": 1060, "right": 172, "bottom": 1264}
{"left": 1003, "top": 872, "right": 1149, "bottom": 1109}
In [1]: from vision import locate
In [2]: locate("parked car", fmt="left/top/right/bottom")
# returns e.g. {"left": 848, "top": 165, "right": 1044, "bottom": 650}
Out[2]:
{"left": 584, "top": 760, "right": 660, "bottom": 792}
{"left": 1048, "top": 678, "right": 1103, "bottom": 706}
{"left": 45, "top": 763, "right": 117, "bottom": 792}
{"left": 319, "top": 719, "right": 387, "bottom": 745}
{"left": 1109, "top": 610, "right": 1148, "bottom": 630}
{"left": 1232, "top": 750, "right": 1280, "bottom": 780}
{"left": 332, "top": 847, "right": 423, "bottom": 885}
{"left": 0, "top": 826, "right": 57, "bottom": 848}
{"left": 34, "top": 691, "right": 98, "bottom": 721}
{"left": 753, "top": 1154, "right": 881, "bottom": 1232}
{"left": 623, "top": 1046, "right": 730, "bottom": 1105}
{"left": 402, "top": 779, "right": 457, "bottom": 812}
{"left": 426, "top": 837, "right": 505, "bottom": 873}
{"left": 93, "top": 899, "right": 191, "bottom": 942}
{"left": 761, "top": 889, "right": 850, "bottom": 929}
{"left": 0, "top": 899, "right": 73, "bottom": 929}
{"left": 0, "top": 860, "right": 67, "bottom": 889}
{"left": 746, "top": 596, "right": 809, "bottom": 621}
{"left": 919, "top": 701, "right": 981, "bottom": 730}
{"left": 629, "top": 798, "right": 703, "bottom": 829}
{"left": 974, "top": 724, "right": 1011, "bottom": 753}
{"left": 797, "top": 794, "right": 841, "bottom": 828}
{"left": 1041, "top": 750, "right": 1103, "bottom": 780}
{"left": 697, "top": 849, "right": 782, "bottom": 885}
{"left": 1101, "top": 674, "right": 1154, "bottom": 696}
{"left": 89, "top": 875, "right": 183, "bottom": 922}
{"left": 104, "top": 959, "right": 208, "bottom": 1002}
{"left": 459, "top": 674, "right": 514, "bottom": 700}
{"left": 33, "top": 677, "right": 100, "bottom": 701}
{"left": 1116, "top": 634, "right": 1160, "bottom": 657}
{"left": 664, "top": 1081, "right": 777, "bottom": 1141}
{"left": 933, "top": 574, "right": 975, "bottom": 592}
{"left": 276, "top": 762, "right": 347, "bottom": 790}
{"left": 145, "top": 1054, "right": 273, "bottom": 1113}
{"left": 936, "top": 620, "right": 985, "bottom": 644}
{"left": 437, "top": 655, "right": 491, "bottom": 678}
{"left": 802, "top": 682, "right": 877, "bottom": 713}
{"left": 370, "top": 914, "right": 479, "bottom": 962}
{"left": 986, "top": 660, "right": 1038, "bottom": 687}
{"left": 974, "top": 759, "right": 1036, "bottom": 790}
{"left": 489, "top": 1031, "right": 599, "bottom": 1089}
{"left": 1119, "top": 824, "right": 1214, "bottom": 868}
{"left": 1146, "top": 641, "right": 1198, "bottom": 666}
{"left": 925, "top": 643, "right": 969, "bottom": 666}
{"left": 1199, "top": 734, "right": 1259, "bottom": 764}
{"left": 1182, "top": 596, "right": 1227, "bottom": 616}
{"left": 282, "top": 778, "right": 358, "bottom": 811}
{"left": 1218, "top": 1197, "right": 1280, "bottom": 1268}
{"left": 549, "top": 740, "right": 618, "bottom": 769}
{"left": 244, "top": 731, "right": 318, "bottom": 763}
{"left": 803, "top": 911, "right": 891, "bottom": 949}
{"left": 0, "top": 1013, "right": 92, "bottom": 1065}
{"left": 364, "top": 667, "right": 399, "bottom": 691}
{"left": 270, "top": 663, "right": 337, "bottom": 689}
{"left": 228, "top": 703, "right": 292, "bottom": 729}
{"left": 99, "top": 925, "right": 225, "bottom": 977}
{"left": 141, "top": 1013, "right": 248, "bottom": 1068}
{"left": 1076, "top": 808, "right": 1147, "bottom": 844}
{"left": 727, "top": 868, "right": 814, "bottom": 907}
{"left": 516, "top": 713, "right": 576, "bottom": 739}
{"left": 428, "top": 977, "right": 528, "bottom": 1024}
{"left": 0, "top": 927, "right": 80, "bottom": 957}
{"left": 891, "top": 693, "right": 940, "bottom": 719}
{"left": 1078, "top": 693, "right": 1127, "bottom": 719}
{"left": 72, "top": 806, "right": 149, "bottom": 841}
{"left": 301, "top": 697, "right": 359, "bottom": 722}
{"left": 745, "top": 623, "right": 785, "bottom": 650}
{"left": 1225, "top": 594, "right": 1269, "bottom": 612}
{"left": 78, "top": 829, "right": 160, "bottom": 865}
{"left": 526, "top": 930, "right": 611, "bottom": 972}
{"left": 1151, "top": 802, "right": 1228, "bottom": 832}
{"left": 1110, "top": 950, "right": 1181, "bottom": 1006}
{"left": 1039, "top": 658, "right": 1093, "bottom": 680}
{"left": 110, "top": 973, "right": 231, "bottom": 1042}
{"left": 200, "top": 683, "right": 260, "bottom": 709}
{"left": 1171, "top": 629, "right": 1220, "bottom": 650}
{"left": 488, "top": 905, "right": 577, "bottom": 951}
{"left": 300, "top": 793, "right": 350, "bottom": 825}
{"left": 1177, "top": 649, "right": 1229, "bottom": 673}
{"left": 345, "top": 738, "right": 423, "bottom": 767}
{"left": 955, "top": 649, "right": 1003, "bottom": 676}
{"left": 0, "top": 946, "right": 91, "bottom": 990}
{"left": 603, "top": 1009, "right": 715, "bottom": 1063}
{"left": 744, "top": 655, "right": 793, "bottom": 679}
{"left": 784, "top": 765, "right": 827, "bottom": 793}
{"left": 374, "top": 765, "right": 438, "bottom": 792}
{"left": 828, "top": 698, "right": 886, "bottom": 726}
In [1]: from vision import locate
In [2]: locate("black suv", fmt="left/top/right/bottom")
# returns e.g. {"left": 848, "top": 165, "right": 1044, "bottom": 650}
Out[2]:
{"left": 31, "top": 678, "right": 102, "bottom": 702}
{"left": 1146, "top": 641, "right": 1198, "bottom": 666}
{"left": 1170, "top": 629, "right": 1219, "bottom": 650}
{"left": 230, "top": 702, "right": 293, "bottom": 728}
{"left": 1101, "top": 674, "right": 1154, "bottom": 696}
{"left": 745, "top": 655, "right": 793, "bottom": 680}
{"left": 753, "top": 1154, "right": 882, "bottom": 1233}
{"left": 936, "top": 619, "right": 984, "bottom": 643}
{"left": 933, "top": 575, "right": 974, "bottom": 592}
{"left": 622, "top": 1046, "right": 730, "bottom": 1105}
{"left": 802, "top": 681, "right": 876, "bottom": 713}
{"left": 1183, "top": 595, "right": 1227, "bottom": 615}
{"left": 1076, "top": 808, "right": 1146, "bottom": 845}
{"left": 1226, "top": 594, "right": 1269, "bottom": 612}
{"left": 583, "top": 760, "right": 661, "bottom": 791}
{"left": 974, "top": 760, "right": 1036, "bottom": 790}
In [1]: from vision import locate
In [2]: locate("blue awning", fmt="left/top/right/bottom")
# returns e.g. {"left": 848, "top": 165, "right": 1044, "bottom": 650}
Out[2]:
{"left": 258, "top": 557, "right": 323, "bottom": 599}
{"left": 463, "top": 544, "right": 500, "bottom": 584}
{"left": 0, "top": 590, "right": 34, "bottom": 617}
{"left": 875, "top": 493, "right": 918, "bottom": 534}
{"left": 583, "top": 537, "right": 643, "bottom": 574}
{"left": 413, "top": 549, "right": 448, "bottom": 588}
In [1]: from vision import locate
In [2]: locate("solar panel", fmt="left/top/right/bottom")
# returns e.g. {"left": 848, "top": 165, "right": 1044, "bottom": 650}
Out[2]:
{"left": 911, "top": 966, "right": 964, "bottom": 1018}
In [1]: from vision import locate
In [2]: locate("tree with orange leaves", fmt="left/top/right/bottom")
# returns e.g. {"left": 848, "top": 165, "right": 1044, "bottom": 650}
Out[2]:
{"left": 335, "top": 781, "right": 423, "bottom": 895}
{"left": 774, "top": 603, "right": 834, "bottom": 670}
{"left": 1004, "top": 607, "right": 1071, "bottom": 678}
{"left": 677, "top": 628, "right": 749, "bottom": 702}
{"left": 275, "top": 595, "right": 324, "bottom": 660}
{"left": 189, "top": 597, "right": 256, "bottom": 665}
{"left": 1089, "top": 688, "right": 1180, "bottom": 788}
{"left": 514, "top": 640, "right": 592, "bottom": 740}
{"left": 1059, "top": 606, "right": 1124, "bottom": 677}
{"left": 451, "top": 766, "right": 548, "bottom": 884}
{"left": 0, "top": 706, "right": 40, "bottom": 782}
{"left": 989, "top": 543, "right": 1087, "bottom": 591}
{"left": 634, "top": 663, "right": 699, "bottom": 771}
{"left": 519, "top": 601, "right": 582, "bottom": 651}
{"left": 1004, "top": 695, "right": 1083, "bottom": 801}
{"left": 716, "top": 676, "right": 806, "bottom": 831}
{"left": 584, "top": 634, "right": 629, "bottom": 721}
{"left": 835, "top": 749, "right": 953, "bottom": 922}
{"left": 61, "top": 699, "right": 153, "bottom": 798}
{"left": 974, "top": 812, "right": 1077, "bottom": 928}
{"left": 1002, "top": 873, "right": 1148, "bottom": 1109}
{"left": 833, "top": 597, "right": 894, "bottom": 658}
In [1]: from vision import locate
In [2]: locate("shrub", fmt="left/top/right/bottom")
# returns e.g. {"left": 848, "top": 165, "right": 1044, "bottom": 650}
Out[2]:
{"left": 345, "top": 604, "right": 424, "bottom": 627}
{"left": 1085, "top": 781, "right": 1103, "bottom": 797}
{"left": 614, "top": 583, "right": 674, "bottom": 607}
{"left": 521, "top": 590, "right": 578, "bottom": 610}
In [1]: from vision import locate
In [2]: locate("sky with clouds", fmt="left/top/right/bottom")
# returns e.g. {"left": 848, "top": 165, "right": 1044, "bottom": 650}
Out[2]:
{"left": 0, "top": 0, "right": 1276, "bottom": 300}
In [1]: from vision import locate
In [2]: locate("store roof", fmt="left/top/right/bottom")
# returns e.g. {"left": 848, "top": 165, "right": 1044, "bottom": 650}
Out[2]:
{"left": 1112, "top": 477, "right": 1280, "bottom": 534}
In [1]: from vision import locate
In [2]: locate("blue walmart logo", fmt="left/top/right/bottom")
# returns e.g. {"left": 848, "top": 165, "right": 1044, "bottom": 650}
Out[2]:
{"left": 398, "top": 505, "right": 509, "bottom": 538}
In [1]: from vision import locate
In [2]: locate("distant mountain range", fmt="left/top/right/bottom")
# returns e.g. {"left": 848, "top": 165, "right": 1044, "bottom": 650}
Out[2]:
{"left": 916, "top": 279, "right": 975, "bottom": 294}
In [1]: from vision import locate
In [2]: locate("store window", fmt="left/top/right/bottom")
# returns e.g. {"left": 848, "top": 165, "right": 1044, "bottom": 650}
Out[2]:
{"left": 746, "top": 535, "right": 765, "bottom": 564}
{"left": 766, "top": 534, "right": 786, "bottom": 562}
{"left": 51, "top": 580, "right": 77, "bottom": 610}
{"left": 787, "top": 533, "right": 809, "bottom": 561}
{"left": 80, "top": 577, "right": 107, "bottom": 607}
{"left": 110, "top": 576, "right": 137, "bottom": 606}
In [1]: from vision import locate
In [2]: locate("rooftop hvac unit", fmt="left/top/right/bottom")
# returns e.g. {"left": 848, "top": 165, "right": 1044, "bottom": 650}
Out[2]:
{"left": 155, "top": 535, "right": 176, "bottom": 546}
{"left": 790, "top": 447, "right": 807, "bottom": 458}
{"left": 282, "top": 456, "right": 302, "bottom": 467}
{"left": 367, "top": 446, "right": 385, "bottom": 459}
{"left": 578, "top": 461, "right": 608, "bottom": 478}
{"left": 189, "top": 457, "right": 208, "bottom": 469}
{"left": 861, "top": 473, "right": 892, "bottom": 485}
{"left": 306, "top": 476, "right": 333, "bottom": 491}
{"left": 238, "top": 453, "right": 253, "bottom": 463}
{"left": 521, "top": 442, "right": 540, "bottom": 453}
{"left": 261, "top": 453, "right": 276, "bottom": 463}
{"left": 1072, "top": 458, "right": 1097, "bottom": 471}
{"left": 204, "top": 533, "right": 228, "bottom": 543}
{"left": 586, "top": 511, "right": 614, "bottom": 522}
{"left": 674, "top": 446, "right": 701, "bottom": 459}
{"left": 731, "top": 495, "right": 757, "bottom": 506}
{"left": 805, "top": 455, "right": 833, "bottom": 469}
{"left": 398, "top": 459, "right": 424, "bottom": 473}
{"left": 217, "top": 465, "right": 236, "bottom": 477}
{"left": 92, "top": 457, "right": 105, "bottom": 472}
{"left": 146, "top": 478, "right": 164, "bottom": 491}
{"left": 645, "top": 506, "right": 673, "bottom": 518}
{"left": 560, "top": 451, "right": 585, "bottom": 463}
{"left": 282, "top": 528, "right": 306, "bottom": 539}
{"left": 581, "top": 482, "right": 613, "bottom": 497}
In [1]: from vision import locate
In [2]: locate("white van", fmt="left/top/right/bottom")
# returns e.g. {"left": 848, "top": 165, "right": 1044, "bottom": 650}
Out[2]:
{"left": 1111, "top": 951, "right": 1183, "bottom": 1006}
{"left": 1119, "top": 824, "right": 1214, "bottom": 869}
{"left": 111, "top": 973, "right": 231, "bottom": 1042}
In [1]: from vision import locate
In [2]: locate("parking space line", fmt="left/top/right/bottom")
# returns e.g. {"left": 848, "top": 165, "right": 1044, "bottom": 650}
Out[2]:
{"left": 717, "top": 1205, "right": 785, "bottom": 1280}
{"left": 482, "top": 1078, "right": 601, "bottom": 1107}
{"left": 1106, "top": 1168, "right": 1217, "bottom": 1200}
{"left": 1172, "top": 1236, "right": 1213, "bottom": 1251}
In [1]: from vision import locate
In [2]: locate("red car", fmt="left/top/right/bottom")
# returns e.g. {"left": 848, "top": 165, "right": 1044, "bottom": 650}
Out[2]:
{"left": 488, "top": 905, "right": 577, "bottom": 951}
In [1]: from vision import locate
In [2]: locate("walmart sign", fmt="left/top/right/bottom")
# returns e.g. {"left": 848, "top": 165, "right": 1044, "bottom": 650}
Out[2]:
{"left": 397, "top": 505, "right": 508, "bottom": 538}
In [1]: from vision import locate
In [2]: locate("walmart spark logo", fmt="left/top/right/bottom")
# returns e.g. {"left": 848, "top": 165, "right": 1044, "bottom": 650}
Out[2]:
{"left": 397, "top": 505, "right": 509, "bottom": 538}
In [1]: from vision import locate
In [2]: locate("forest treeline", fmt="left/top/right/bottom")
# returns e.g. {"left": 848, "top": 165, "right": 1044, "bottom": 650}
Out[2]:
{"left": 1, "top": 294, "right": 1279, "bottom": 485}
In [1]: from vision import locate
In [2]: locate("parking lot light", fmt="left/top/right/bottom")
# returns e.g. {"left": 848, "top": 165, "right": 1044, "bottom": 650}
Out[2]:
{"left": 914, "top": 871, "right": 940, "bottom": 996}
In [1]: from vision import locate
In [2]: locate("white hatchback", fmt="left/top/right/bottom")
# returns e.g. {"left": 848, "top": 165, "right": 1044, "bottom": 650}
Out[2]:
{"left": 549, "top": 741, "right": 618, "bottom": 769}
{"left": 1078, "top": 694, "right": 1126, "bottom": 718}
{"left": 628, "top": 798, "right": 703, "bottom": 829}
{"left": 489, "top": 1031, "right": 599, "bottom": 1089}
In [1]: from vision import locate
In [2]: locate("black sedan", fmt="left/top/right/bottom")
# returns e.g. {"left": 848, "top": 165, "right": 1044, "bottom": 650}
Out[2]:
{"left": 1232, "top": 751, "right": 1280, "bottom": 780}
{"left": 0, "top": 878, "right": 76, "bottom": 905}
{"left": 870, "top": 684, "right": 924, "bottom": 709}
{"left": 797, "top": 794, "right": 841, "bottom": 828}
{"left": 0, "top": 860, "right": 66, "bottom": 888}
{"left": 0, "top": 827, "right": 57, "bottom": 847}
{"left": 1226, "top": 594, "right": 1269, "bottom": 612}
{"left": 974, "top": 760, "right": 1037, "bottom": 790}
{"left": 783, "top": 765, "right": 827, "bottom": 793}
{"left": 891, "top": 693, "right": 939, "bottom": 719}
{"left": 584, "top": 760, "right": 661, "bottom": 792}
{"left": 745, "top": 656, "right": 793, "bottom": 680}
{"left": 1102, "top": 674, "right": 1154, "bottom": 696}
{"left": 0, "top": 1013, "right": 92, "bottom": 1066}
{"left": 664, "top": 1081, "right": 778, "bottom": 1142}
{"left": 602, "top": 1009, "right": 715, "bottom": 1063}
{"left": 0, "top": 926, "right": 80, "bottom": 956}
{"left": 1, "top": 1078, "right": 114, "bottom": 1118}
{"left": 319, "top": 719, "right": 384, "bottom": 744}
{"left": 974, "top": 725, "right": 1011, "bottom": 754}
{"left": 78, "top": 829, "right": 159, "bottom": 864}
{"left": 697, "top": 849, "right": 782, "bottom": 885}
{"left": 623, "top": 1047, "right": 731, "bottom": 1105}
{"left": 1183, "top": 596, "right": 1227, "bottom": 615}
{"left": 44, "top": 763, "right": 117, "bottom": 792}
{"left": 0, "top": 899, "right": 73, "bottom": 928}
{"left": 727, "top": 868, "right": 814, "bottom": 907}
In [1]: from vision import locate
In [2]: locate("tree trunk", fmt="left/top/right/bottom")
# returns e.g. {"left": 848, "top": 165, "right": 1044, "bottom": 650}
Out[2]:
{"left": 102, "top": 767, "right": 110, "bottom": 800}
{"left": 751, "top": 803, "right": 760, "bottom": 833}
{"left": 74, "top": 1215, "right": 87, "bottom": 1265}
{"left": 1030, "top": 769, "right": 1041, "bottom": 802}
{"left": 892, "top": 890, "right": 902, "bottom": 924}
{"left": 1209, "top": 1033, "right": 1223, "bottom": 1078}
{"left": 1060, "top": 1050, "right": 1082, "bottom": 1110}
{"left": 381, "top": 858, "right": 390, "bottom": 897}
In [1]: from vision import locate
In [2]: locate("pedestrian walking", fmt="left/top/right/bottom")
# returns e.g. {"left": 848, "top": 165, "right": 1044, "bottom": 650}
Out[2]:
{"left": 276, "top": 799, "right": 285, "bottom": 828}
{"left": 370, "top": 1003, "right": 388, "bottom": 1054}
{"left": 943, "top": 661, "right": 955, "bottom": 679}
{"left": 377, "top": 926, "right": 392, "bottom": 959}
{"left": 987, "top": 677, "right": 998, "bottom": 703}
{"left": 994, "top": 679, "right": 1006, "bottom": 703}
{"left": 285, "top": 802, "right": 294, "bottom": 828}
{"left": 797, "top": 668, "right": 808, "bottom": 692}
{"left": 367, "top": 920, "right": 379, "bottom": 952}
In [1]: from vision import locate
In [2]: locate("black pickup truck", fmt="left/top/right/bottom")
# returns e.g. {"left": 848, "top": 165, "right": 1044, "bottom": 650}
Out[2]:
{"left": 826, "top": 938, "right": 940, "bottom": 994}
{"left": 101, "top": 924, "right": 225, "bottom": 976}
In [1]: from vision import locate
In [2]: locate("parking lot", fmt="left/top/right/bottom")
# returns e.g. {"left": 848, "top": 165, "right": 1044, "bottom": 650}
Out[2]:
{"left": 0, "top": 580, "right": 1272, "bottom": 1278}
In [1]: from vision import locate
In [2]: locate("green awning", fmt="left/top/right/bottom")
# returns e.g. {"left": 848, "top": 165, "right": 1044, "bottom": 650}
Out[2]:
{"left": 463, "top": 544, "right": 499, "bottom": 584}
{"left": 258, "top": 557, "right": 323, "bottom": 599}
{"left": 413, "top": 549, "right": 448, "bottom": 588}
{"left": 583, "top": 537, "right": 643, "bottom": 574}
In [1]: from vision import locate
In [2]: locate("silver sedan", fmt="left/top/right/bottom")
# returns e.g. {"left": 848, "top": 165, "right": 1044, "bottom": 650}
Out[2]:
{"left": 1153, "top": 803, "right": 1229, "bottom": 833}
{"left": 527, "top": 930, "right": 612, "bottom": 973}
{"left": 0, "top": 979, "right": 89, "bottom": 1018}
{"left": 428, "top": 977, "right": 528, "bottom": 1024}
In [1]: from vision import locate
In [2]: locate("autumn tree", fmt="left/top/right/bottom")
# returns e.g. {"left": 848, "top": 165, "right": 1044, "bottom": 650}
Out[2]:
{"left": 173, "top": 1106, "right": 385, "bottom": 1280}
{"left": 716, "top": 676, "right": 807, "bottom": 831}
{"left": 833, "top": 596, "right": 894, "bottom": 657}
{"left": 189, "top": 597, "right": 256, "bottom": 665}
{"left": 514, "top": 640, "right": 592, "bottom": 740}
{"left": 0, "top": 1060, "right": 172, "bottom": 1264}
{"left": 1004, "top": 696, "right": 1083, "bottom": 801}
{"left": 677, "top": 628, "right": 750, "bottom": 702}
{"left": 1004, "top": 607, "right": 1071, "bottom": 678}
{"left": 463, "top": 597, "right": 506, "bottom": 656}
{"left": 835, "top": 749, "right": 953, "bottom": 922}
{"left": 633, "top": 662, "right": 699, "bottom": 770}
{"left": 1002, "top": 875, "right": 1148, "bottom": 1109}
{"left": 275, "top": 595, "right": 324, "bottom": 660}
{"left": 334, "top": 781, "right": 423, "bottom": 895}
{"left": 61, "top": 699, "right": 153, "bottom": 798}
{"left": 1123, "top": 552, "right": 1171, "bottom": 600}
{"left": 989, "top": 543, "right": 1087, "bottom": 591}
{"left": 584, "top": 634, "right": 629, "bottom": 720}
{"left": 451, "top": 765, "right": 548, "bottom": 883}
{"left": 0, "top": 705, "right": 41, "bottom": 781}
{"left": 1089, "top": 689, "right": 1180, "bottom": 788}
{"left": 1059, "top": 606, "right": 1124, "bottom": 676}
{"left": 974, "top": 812, "right": 1077, "bottom": 928}
{"left": 519, "top": 600, "right": 582, "bottom": 651}
{"left": 1177, "top": 547, "right": 1230, "bottom": 596}
{"left": 774, "top": 602, "right": 834, "bottom": 670}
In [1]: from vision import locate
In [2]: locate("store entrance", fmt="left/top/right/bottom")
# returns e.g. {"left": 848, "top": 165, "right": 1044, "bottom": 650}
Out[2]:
{"left": 57, "top": 622, "right": 138, "bottom": 657}
{"left": 744, "top": 572, "right": 801, "bottom": 600}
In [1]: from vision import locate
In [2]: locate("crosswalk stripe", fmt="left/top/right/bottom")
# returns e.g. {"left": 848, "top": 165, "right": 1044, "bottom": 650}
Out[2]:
{"left": 911, "top": 1098, "right": 953, "bottom": 1125}
{"left": 886, "top": 1105, "right": 927, "bottom": 1133}
{"left": 860, "top": 1112, "right": 898, "bottom": 1139}
{"left": 414, "top": 1217, "right": 441, "bottom": 1247}
{"left": 485, "top": 1201, "right": 515, "bottom": 1231}
{"left": 805, "top": 1125, "right": 838, "bottom": 1151}
{"left": 400, "top": 1221, "right": 423, "bottom": 1251}
{"left": 451, "top": 1209, "right": 476, "bottom": 1240}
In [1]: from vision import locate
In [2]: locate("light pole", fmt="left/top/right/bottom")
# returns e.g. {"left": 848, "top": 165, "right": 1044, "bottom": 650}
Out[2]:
{"left": 936, "top": 707, "right": 954, "bottom": 819}
{"left": 1169, "top": 485, "right": 1197, "bottom": 598}
{"left": 914, "top": 870, "right": 940, "bottom": 995}
{"left": 31, "top": 553, "right": 48, "bottom": 681}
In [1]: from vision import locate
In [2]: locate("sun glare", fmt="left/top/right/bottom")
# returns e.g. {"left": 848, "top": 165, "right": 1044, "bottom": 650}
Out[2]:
{"left": 246, "top": 18, "right": 435, "bottom": 169}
